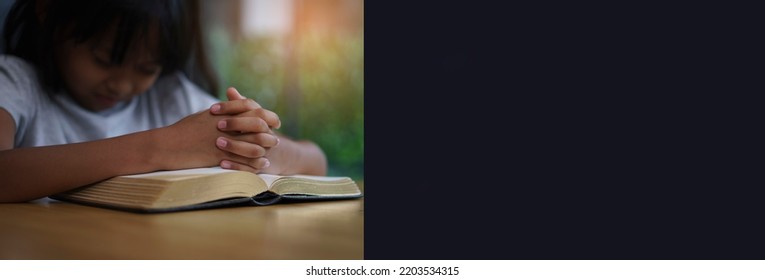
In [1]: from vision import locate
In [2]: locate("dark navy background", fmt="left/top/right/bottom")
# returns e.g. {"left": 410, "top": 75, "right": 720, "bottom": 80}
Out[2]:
{"left": 365, "top": 1, "right": 764, "bottom": 259}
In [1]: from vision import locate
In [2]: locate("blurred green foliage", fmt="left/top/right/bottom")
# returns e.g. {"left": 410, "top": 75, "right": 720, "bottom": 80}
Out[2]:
{"left": 212, "top": 31, "right": 364, "bottom": 180}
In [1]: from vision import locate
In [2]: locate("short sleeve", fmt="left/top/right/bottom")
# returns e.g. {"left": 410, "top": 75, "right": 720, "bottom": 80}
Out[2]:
{"left": 0, "top": 56, "right": 43, "bottom": 139}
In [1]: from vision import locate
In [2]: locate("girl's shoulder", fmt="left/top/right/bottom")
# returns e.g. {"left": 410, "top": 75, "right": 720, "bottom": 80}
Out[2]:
{"left": 0, "top": 54, "right": 31, "bottom": 65}
{"left": 0, "top": 55, "right": 46, "bottom": 100}
{"left": 0, "top": 55, "right": 52, "bottom": 148}
{"left": 0, "top": 55, "right": 39, "bottom": 79}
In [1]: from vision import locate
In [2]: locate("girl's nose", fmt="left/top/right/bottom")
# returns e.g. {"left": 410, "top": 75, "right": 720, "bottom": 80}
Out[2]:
{"left": 105, "top": 71, "right": 134, "bottom": 97}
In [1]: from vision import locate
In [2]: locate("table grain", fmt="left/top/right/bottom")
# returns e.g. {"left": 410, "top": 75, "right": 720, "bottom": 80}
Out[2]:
{"left": 0, "top": 194, "right": 363, "bottom": 259}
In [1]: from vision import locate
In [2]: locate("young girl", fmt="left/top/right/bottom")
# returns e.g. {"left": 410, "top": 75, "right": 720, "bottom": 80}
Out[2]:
{"left": 0, "top": 0, "right": 327, "bottom": 202}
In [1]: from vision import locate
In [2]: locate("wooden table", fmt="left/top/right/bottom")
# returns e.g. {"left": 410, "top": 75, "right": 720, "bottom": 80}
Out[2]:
{"left": 0, "top": 192, "right": 363, "bottom": 259}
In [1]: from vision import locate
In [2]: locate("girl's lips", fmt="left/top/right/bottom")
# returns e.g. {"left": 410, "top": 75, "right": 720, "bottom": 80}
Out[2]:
{"left": 94, "top": 95, "right": 118, "bottom": 107}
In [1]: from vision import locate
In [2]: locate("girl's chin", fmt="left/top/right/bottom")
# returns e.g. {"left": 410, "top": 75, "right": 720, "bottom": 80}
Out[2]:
{"left": 80, "top": 99, "right": 118, "bottom": 112}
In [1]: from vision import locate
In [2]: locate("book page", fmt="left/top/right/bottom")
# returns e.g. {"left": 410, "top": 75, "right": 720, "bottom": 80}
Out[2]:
{"left": 121, "top": 167, "right": 237, "bottom": 179}
{"left": 258, "top": 174, "right": 350, "bottom": 186}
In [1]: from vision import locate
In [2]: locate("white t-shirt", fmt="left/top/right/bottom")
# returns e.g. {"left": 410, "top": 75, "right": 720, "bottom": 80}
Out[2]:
{"left": 0, "top": 55, "right": 220, "bottom": 148}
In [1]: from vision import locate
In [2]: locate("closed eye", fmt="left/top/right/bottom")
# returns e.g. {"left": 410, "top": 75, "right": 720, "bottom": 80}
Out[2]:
{"left": 138, "top": 64, "right": 161, "bottom": 75}
{"left": 92, "top": 53, "right": 113, "bottom": 68}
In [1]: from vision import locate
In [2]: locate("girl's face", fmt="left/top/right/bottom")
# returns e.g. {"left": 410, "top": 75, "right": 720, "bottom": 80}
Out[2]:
{"left": 55, "top": 28, "right": 163, "bottom": 112}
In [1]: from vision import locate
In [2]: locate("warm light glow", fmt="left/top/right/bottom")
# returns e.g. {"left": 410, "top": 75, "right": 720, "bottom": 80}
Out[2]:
{"left": 242, "top": 0, "right": 293, "bottom": 37}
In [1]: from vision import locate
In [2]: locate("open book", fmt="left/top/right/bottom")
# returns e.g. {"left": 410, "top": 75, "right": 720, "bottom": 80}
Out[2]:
{"left": 51, "top": 168, "right": 362, "bottom": 213}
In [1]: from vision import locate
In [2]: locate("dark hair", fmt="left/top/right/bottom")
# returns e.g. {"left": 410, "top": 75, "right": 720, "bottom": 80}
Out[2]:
{"left": 3, "top": 0, "right": 218, "bottom": 95}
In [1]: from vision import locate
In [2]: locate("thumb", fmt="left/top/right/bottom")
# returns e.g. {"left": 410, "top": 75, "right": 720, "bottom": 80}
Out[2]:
{"left": 226, "top": 87, "right": 246, "bottom": 101}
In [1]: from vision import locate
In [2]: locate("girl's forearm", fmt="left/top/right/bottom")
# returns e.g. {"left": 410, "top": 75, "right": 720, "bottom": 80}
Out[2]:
{"left": 0, "top": 125, "right": 329, "bottom": 201}
{"left": 0, "top": 129, "right": 163, "bottom": 202}
{"left": 290, "top": 140, "right": 328, "bottom": 176}
{"left": 263, "top": 137, "right": 327, "bottom": 176}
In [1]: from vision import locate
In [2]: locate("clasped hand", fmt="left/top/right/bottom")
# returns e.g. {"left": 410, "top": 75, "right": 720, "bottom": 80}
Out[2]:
{"left": 163, "top": 87, "right": 280, "bottom": 173}
{"left": 209, "top": 87, "right": 281, "bottom": 173}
